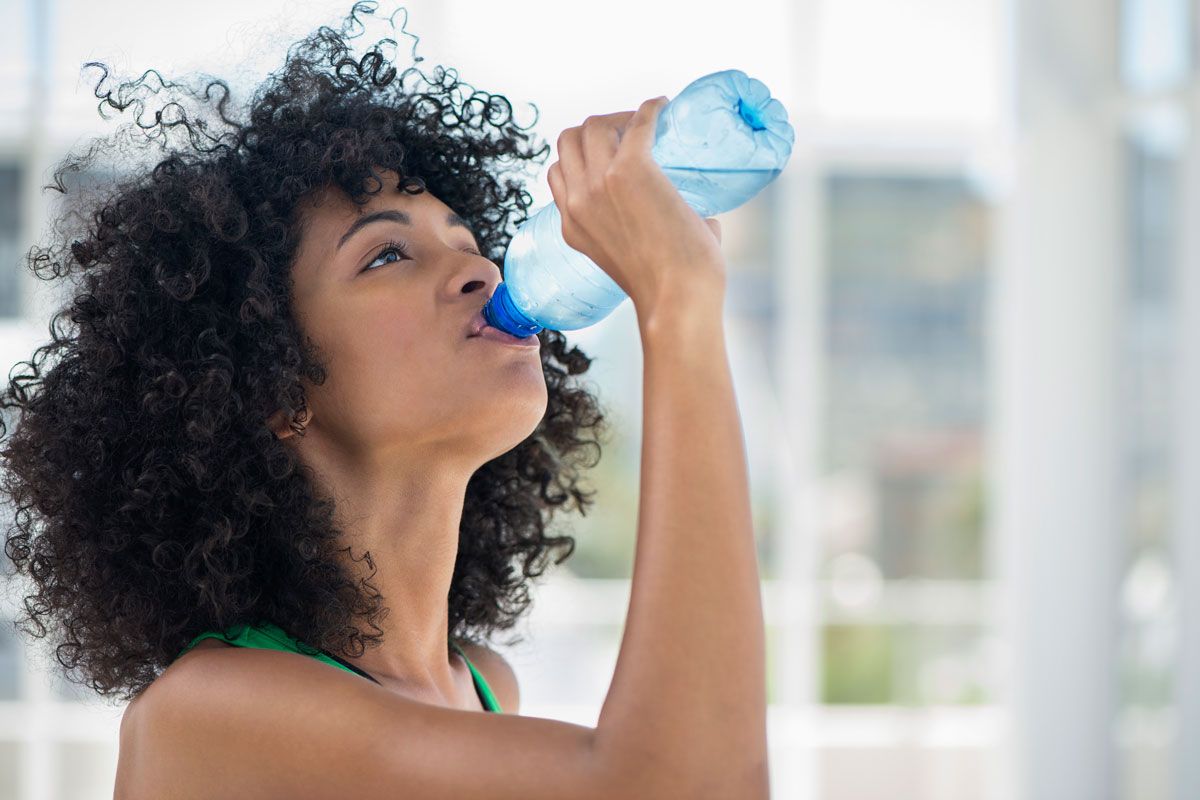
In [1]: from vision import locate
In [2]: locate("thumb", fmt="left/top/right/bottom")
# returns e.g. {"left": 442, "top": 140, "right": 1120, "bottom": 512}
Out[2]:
{"left": 617, "top": 95, "right": 668, "bottom": 156}
{"left": 705, "top": 217, "right": 722, "bottom": 245}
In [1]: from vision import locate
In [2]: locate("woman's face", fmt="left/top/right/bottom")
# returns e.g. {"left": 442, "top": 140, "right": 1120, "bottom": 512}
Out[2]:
{"left": 277, "top": 172, "right": 548, "bottom": 470}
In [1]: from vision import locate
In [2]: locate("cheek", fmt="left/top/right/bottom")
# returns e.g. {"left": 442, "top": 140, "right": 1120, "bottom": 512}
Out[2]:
{"left": 319, "top": 305, "right": 453, "bottom": 409}
{"left": 329, "top": 305, "right": 423, "bottom": 372}
{"left": 351, "top": 310, "right": 455, "bottom": 383}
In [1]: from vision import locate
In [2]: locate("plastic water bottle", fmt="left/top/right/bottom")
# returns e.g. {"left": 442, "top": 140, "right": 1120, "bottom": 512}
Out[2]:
{"left": 482, "top": 68, "right": 795, "bottom": 338}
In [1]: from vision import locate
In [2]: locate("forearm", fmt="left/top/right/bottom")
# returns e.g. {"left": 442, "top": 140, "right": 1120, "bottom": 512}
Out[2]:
{"left": 594, "top": 296, "right": 769, "bottom": 799}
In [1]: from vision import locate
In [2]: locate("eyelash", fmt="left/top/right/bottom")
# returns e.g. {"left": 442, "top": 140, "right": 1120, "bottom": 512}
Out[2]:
{"left": 360, "top": 240, "right": 483, "bottom": 273}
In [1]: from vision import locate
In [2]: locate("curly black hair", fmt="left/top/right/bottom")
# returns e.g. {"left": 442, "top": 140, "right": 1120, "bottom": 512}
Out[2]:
{"left": 0, "top": 1, "right": 609, "bottom": 703}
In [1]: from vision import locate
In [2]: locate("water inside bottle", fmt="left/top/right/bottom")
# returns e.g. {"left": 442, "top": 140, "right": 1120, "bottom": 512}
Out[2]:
{"left": 659, "top": 165, "right": 783, "bottom": 217}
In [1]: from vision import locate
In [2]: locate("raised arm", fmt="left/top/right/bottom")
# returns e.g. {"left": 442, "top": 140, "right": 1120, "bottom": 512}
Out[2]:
{"left": 548, "top": 95, "right": 769, "bottom": 797}
{"left": 591, "top": 292, "right": 768, "bottom": 799}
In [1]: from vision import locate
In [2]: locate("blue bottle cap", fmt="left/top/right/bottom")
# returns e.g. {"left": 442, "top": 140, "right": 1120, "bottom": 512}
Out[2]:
{"left": 482, "top": 282, "right": 544, "bottom": 338}
{"left": 737, "top": 97, "right": 768, "bottom": 131}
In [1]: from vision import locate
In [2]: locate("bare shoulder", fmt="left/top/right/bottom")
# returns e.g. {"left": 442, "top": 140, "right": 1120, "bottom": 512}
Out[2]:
{"left": 116, "top": 643, "right": 404, "bottom": 796}
{"left": 456, "top": 640, "right": 521, "bottom": 714}
{"left": 115, "top": 642, "right": 611, "bottom": 800}
{"left": 116, "top": 640, "right": 232, "bottom": 797}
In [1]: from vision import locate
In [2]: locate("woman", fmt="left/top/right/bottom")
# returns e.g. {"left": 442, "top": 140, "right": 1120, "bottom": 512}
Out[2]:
{"left": 0, "top": 3, "right": 767, "bottom": 797}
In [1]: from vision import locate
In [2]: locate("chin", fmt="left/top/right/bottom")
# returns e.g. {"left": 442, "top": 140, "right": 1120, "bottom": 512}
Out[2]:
{"left": 493, "top": 393, "right": 549, "bottom": 453}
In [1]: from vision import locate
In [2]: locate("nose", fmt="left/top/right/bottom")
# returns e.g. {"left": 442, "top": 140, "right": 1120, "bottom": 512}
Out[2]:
{"left": 453, "top": 254, "right": 502, "bottom": 305}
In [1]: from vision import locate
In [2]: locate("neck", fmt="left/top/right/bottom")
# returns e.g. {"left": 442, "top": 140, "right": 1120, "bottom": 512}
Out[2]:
{"left": 293, "top": 432, "right": 483, "bottom": 705}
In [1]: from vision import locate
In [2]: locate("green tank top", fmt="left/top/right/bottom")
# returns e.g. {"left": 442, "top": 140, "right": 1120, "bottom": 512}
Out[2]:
{"left": 176, "top": 621, "right": 503, "bottom": 713}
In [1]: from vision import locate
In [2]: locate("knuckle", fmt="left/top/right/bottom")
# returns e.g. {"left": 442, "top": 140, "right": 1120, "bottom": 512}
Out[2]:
{"left": 565, "top": 193, "right": 586, "bottom": 218}
{"left": 603, "top": 162, "right": 631, "bottom": 190}
{"left": 559, "top": 220, "right": 582, "bottom": 251}
{"left": 556, "top": 129, "right": 574, "bottom": 152}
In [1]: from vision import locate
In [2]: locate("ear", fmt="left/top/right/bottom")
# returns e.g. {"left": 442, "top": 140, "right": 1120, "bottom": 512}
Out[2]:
{"left": 267, "top": 408, "right": 299, "bottom": 439}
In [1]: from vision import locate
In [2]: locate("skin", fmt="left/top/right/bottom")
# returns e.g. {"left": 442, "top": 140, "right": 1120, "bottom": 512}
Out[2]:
{"left": 262, "top": 174, "right": 547, "bottom": 705}
{"left": 115, "top": 98, "right": 766, "bottom": 800}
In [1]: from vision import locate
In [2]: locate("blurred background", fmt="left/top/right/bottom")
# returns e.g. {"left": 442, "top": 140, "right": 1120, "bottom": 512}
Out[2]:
{"left": 0, "top": 0, "right": 1195, "bottom": 797}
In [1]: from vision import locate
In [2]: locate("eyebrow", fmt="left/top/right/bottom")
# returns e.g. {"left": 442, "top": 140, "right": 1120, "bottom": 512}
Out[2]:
{"left": 336, "top": 209, "right": 476, "bottom": 251}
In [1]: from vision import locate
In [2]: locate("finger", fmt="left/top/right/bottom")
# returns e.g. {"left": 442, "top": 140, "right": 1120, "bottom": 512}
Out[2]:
{"left": 581, "top": 122, "right": 621, "bottom": 182}
{"left": 579, "top": 111, "right": 633, "bottom": 172}
{"left": 614, "top": 96, "right": 668, "bottom": 162}
{"left": 547, "top": 160, "right": 566, "bottom": 209}
{"left": 555, "top": 126, "right": 585, "bottom": 198}
{"left": 594, "top": 110, "right": 636, "bottom": 143}
{"left": 586, "top": 110, "right": 636, "bottom": 128}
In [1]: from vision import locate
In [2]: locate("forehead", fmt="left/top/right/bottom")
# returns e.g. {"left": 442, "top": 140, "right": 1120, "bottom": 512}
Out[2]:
{"left": 299, "top": 179, "right": 457, "bottom": 233}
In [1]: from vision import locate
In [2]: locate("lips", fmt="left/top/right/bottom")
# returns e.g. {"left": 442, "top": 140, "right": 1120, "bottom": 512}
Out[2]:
{"left": 476, "top": 325, "right": 540, "bottom": 347}
{"left": 466, "top": 305, "right": 538, "bottom": 346}
{"left": 466, "top": 307, "right": 490, "bottom": 339}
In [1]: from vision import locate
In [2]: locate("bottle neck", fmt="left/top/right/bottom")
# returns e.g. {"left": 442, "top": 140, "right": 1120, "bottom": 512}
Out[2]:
{"left": 483, "top": 282, "right": 544, "bottom": 337}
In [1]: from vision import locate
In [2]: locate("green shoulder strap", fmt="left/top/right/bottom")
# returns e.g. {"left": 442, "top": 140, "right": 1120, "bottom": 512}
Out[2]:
{"left": 178, "top": 622, "right": 504, "bottom": 713}
{"left": 176, "top": 620, "right": 355, "bottom": 677}
{"left": 451, "top": 641, "right": 504, "bottom": 713}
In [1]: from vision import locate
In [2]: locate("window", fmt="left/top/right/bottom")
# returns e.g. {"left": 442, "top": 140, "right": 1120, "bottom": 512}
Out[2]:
{"left": 0, "top": 165, "right": 21, "bottom": 318}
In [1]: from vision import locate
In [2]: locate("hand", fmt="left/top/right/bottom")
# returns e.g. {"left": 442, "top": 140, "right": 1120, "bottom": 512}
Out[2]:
{"left": 545, "top": 96, "right": 726, "bottom": 317}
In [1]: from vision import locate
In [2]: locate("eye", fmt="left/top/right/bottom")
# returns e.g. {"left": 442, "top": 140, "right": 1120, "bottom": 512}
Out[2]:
{"left": 359, "top": 242, "right": 484, "bottom": 274}
{"left": 360, "top": 241, "right": 411, "bottom": 273}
